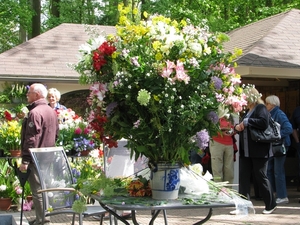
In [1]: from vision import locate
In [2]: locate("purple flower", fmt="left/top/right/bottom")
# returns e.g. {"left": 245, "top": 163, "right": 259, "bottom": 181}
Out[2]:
{"left": 133, "top": 120, "right": 140, "bottom": 128}
{"left": 207, "top": 111, "right": 219, "bottom": 124}
{"left": 130, "top": 56, "right": 140, "bottom": 67}
{"left": 196, "top": 129, "right": 210, "bottom": 149}
{"left": 106, "top": 102, "right": 118, "bottom": 117}
{"left": 211, "top": 76, "right": 223, "bottom": 90}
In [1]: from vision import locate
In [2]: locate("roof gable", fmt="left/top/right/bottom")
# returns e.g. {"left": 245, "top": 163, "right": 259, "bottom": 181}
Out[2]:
{"left": 223, "top": 9, "right": 300, "bottom": 69}
{"left": 0, "top": 23, "right": 116, "bottom": 82}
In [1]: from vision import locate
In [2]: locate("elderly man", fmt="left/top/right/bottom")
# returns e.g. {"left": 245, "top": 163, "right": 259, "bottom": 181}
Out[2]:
{"left": 19, "top": 83, "right": 59, "bottom": 225}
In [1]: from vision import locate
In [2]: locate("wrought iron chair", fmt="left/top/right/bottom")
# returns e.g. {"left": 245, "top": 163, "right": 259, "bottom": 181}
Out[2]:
{"left": 29, "top": 146, "right": 107, "bottom": 225}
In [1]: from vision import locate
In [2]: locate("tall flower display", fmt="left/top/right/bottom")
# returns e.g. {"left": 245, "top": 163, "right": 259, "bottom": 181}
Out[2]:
{"left": 74, "top": 4, "right": 247, "bottom": 164}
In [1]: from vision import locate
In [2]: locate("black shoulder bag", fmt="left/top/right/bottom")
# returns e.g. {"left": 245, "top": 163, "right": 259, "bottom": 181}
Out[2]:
{"left": 249, "top": 116, "right": 281, "bottom": 143}
{"left": 272, "top": 140, "right": 286, "bottom": 157}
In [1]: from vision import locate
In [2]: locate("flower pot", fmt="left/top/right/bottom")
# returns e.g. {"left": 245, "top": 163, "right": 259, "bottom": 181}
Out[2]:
{"left": 149, "top": 162, "right": 181, "bottom": 200}
{"left": 26, "top": 196, "right": 33, "bottom": 202}
{"left": 80, "top": 150, "right": 90, "bottom": 156}
{"left": 0, "top": 198, "right": 12, "bottom": 211}
{"left": 9, "top": 150, "right": 21, "bottom": 157}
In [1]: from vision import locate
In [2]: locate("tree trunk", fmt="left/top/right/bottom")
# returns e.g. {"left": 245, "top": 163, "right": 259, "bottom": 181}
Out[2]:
{"left": 51, "top": 0, "right": 60, "bottom": 18}
{"left": 30, "top": 0, "right": 41, "bottom": 39}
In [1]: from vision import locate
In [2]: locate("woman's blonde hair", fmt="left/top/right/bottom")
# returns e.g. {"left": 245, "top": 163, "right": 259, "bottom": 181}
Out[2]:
{"left": 243, "top": 84, "right": 264, "bottom": 105}
{"left": 47, "top": 88, "right": 61, "bottom": 101}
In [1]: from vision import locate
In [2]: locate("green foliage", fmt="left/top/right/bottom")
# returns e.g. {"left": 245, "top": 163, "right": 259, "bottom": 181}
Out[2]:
{"left": 0, "top": 0, "right": 33, "bottom": 53}
{"left": 1, "top": 82, "right": 28, "bottom": 103}
{"left": 0, "top": 160, "right": 21, "bottom": 203}
{"left": 1, "top": 0, "right": 300, "bottom": 56}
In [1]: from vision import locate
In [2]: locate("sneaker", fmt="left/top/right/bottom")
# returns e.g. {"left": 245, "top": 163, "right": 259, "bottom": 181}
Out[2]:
{"left": 262, "top": 206, "right": 277, "bottom": 214}
{"left": 276, "top": 197, "right": 289, "bottom": 204}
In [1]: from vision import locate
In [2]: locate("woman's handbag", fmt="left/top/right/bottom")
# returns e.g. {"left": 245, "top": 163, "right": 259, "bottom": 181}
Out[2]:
{"left": 272, "top": 140, "right": 286, "bottom": 157}
{"left": 249, "top": 117, "right": 281, "bottom": 143}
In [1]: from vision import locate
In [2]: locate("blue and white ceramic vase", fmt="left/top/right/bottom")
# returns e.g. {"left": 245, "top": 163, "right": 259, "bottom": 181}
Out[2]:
{"left": 149, "top": 162, "right": 181, "bottom": 200}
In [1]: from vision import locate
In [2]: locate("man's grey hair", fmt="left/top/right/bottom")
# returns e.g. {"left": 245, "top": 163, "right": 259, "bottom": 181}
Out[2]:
{"left": 32, "top": 83, "right": 48, "bottom": 98}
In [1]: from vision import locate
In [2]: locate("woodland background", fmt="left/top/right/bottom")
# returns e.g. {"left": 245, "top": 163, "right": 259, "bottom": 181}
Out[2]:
{"left": 1, "top": 0, "right": 300, "bottom": 54}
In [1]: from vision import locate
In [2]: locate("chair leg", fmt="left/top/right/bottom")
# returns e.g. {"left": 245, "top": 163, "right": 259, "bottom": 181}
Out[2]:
{"left": 79, "top": 214, "right": 83, "bottom": 225}
{"left": 71, "top": 213, "right": 76, "bottom": 225}
{"left": 99, "top": 214, "right": 104, "bottom": 225}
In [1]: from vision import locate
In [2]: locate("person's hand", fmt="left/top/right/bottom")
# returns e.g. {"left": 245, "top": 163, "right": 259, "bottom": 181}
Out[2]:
{"left": 296, "top": 142, "right": 300, "bottom": 150}
{"left": 19, "top": 163, "right": 28, "bottom": 173}
{"left": 235, "top": 122, "right": 244, "bottom": 132}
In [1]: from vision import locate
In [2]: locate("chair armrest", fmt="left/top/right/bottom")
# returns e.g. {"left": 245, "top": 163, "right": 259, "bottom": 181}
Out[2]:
{"left": 37, "top": 187, "right": 76, "bottom": 193}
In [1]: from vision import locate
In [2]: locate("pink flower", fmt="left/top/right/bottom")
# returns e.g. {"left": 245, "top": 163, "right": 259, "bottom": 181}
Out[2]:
{"left": 15, "top": 186, "right": 22, "bottom": 195}
{"left": 161, "top": 60, "right": 175, "bottom": 78}
{"left": 174, "top": 60, "right": 190, "bottom": 84}
{"left": 83, "top": 128, "right": 89, "bottom": 135}
{"left": 74, "top": 128, "right": 82, "bottom": 135}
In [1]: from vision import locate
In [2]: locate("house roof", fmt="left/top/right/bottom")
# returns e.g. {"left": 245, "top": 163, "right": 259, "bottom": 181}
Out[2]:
{"left": 223, "top": 9, "right": 300, "bottom": 79}
{"left": 1, "top": 10, "right": 299, "bottom": 82}
{"left": 0, "top": 23, "right": 116, "bottom": 83}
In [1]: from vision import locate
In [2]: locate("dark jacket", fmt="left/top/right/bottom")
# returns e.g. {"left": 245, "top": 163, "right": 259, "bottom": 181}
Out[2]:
{"left": 239, "top": 104, "right": 271, "bottom": 158}
{"left": 21, "top": 99, "right": 59, "bottom": 164}
{"left": 270, "top": 106, "right": 293, "bottom": 147}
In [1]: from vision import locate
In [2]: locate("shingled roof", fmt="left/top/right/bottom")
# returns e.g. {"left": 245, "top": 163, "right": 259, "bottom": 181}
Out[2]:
{"left": 0, "top": 10, "right": 299, "bottom": 82}
{"left": 0, "top": 23, "right": 116, "bottom": 83}
{"left": 223, "top": 9, "right": 300, "bottom": 79}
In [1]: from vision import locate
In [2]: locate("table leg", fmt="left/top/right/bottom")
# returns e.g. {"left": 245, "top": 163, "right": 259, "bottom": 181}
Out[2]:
{"left": 149, "top": 210, "right": 161, "bottom": 225}
{"left": 193, "top": 208, "right": 213, "bottom": 225}
{"left": 163, "top": 210, "right": 168, "bottom": 225}
{"left": 131, "top": 210, "right": 140, "bottom": 225}
{"left": 98, "top": 202, "right": 130, "bottom": 225}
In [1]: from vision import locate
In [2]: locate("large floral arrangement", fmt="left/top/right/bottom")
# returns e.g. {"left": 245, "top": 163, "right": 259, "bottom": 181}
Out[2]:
{"left": 74, "top": 4, "right": 247, "bottom": 164}
{"left": 0, "top": 111, "right": 22, "bottom": 152}
{"left": 55, "top": 108, "right": 96, "bottom": 155}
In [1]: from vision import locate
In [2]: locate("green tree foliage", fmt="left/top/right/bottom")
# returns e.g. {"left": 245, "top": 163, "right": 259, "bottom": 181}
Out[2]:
{"left": 0, "top": 0, "right": 300, "bottom": 53}
{"left": 0, "top": 0, "right": 33, "bottom": 52}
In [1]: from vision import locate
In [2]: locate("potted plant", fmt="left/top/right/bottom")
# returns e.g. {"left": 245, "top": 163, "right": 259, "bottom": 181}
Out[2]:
{"left": 2, "top": 82, "right": 28, "bottom": 104}
{"left": 0, "top": 110, "right": 22, "bottom": 156}
{"left": 0, "top": 161, "right": 16, "bottom": 210}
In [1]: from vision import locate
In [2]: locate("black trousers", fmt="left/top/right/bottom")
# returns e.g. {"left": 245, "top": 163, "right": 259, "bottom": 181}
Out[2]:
{"left": 239, "top": 157, "right": 276, "bottom": 210}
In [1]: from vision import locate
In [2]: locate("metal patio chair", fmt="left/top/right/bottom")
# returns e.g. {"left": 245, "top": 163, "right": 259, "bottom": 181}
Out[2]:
{"left": 29, "top": 146, "right": 106, "bottom": 225}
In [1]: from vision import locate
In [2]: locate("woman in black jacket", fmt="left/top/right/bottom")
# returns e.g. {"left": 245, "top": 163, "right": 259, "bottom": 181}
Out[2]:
{"left": 231, "top": 86, "right": 276, "bottom": 214}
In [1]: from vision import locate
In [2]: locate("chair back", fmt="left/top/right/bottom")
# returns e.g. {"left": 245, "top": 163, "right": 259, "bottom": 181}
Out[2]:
{"left": 29, "top": 147, "right": 75, "bottom": 211}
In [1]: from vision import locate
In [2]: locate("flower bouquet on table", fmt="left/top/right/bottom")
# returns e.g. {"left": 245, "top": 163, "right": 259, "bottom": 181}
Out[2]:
{"left": 74, "top": 4, "right": 247, "bottom": 165}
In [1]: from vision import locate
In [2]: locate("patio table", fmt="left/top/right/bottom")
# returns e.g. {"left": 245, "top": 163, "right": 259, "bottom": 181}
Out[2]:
{"left": 91, "top": 194, "right": 235, "bottom": 225}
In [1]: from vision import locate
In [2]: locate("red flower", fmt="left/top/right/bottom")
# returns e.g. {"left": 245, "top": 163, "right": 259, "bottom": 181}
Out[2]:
{"left": 92, "top": 41, "right": 116, "bottom": 71}
{"left": 99, "top": 41, "right": 116, "bottom": 55}
{"left": 4, "top": 111, "right": 12, "bottom": 121}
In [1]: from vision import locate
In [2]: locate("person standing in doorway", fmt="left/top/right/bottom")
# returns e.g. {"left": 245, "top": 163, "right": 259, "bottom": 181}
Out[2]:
{"left": 231, "top": 85, "right": 277, "bottom": 215}
{"left": 209, "top": 116, "right": 235, "bottom": 184}
{"left": 265, "top": 95, "right": 292, "bottom": 204}
{"left": 291, "top": 106, "right": 300, "bottom": 192}
{"left": 19, "top": 83, "right": 59, "bottom": 225}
